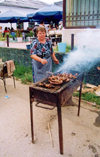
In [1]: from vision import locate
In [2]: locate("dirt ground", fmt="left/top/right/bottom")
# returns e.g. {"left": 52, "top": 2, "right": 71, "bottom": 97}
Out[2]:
{"left": 0, "top": 78, "right": 100, "bottom": 157}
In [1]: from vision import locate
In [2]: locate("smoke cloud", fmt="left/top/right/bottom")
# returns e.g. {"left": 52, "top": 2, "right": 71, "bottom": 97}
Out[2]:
{"left": 58, "top": 29, "right": 100, "bottom": 74}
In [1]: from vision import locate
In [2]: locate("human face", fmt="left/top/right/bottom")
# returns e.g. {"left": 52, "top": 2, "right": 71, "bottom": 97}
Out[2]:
{"left": 37, "top": 31, "right": 46, "bottom": 41}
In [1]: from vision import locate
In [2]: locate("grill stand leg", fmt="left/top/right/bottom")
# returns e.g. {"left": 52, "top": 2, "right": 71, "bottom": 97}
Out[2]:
{"left": 30, "top": 100, "right": 34, "bottom": 143}
{"left": 29, "top": 88, "right": 34, "bottom": 143}
{"left": 77, "top": 82, "right": 83, "bottom": 116}
{"left": 30, "top": 99, "right": 34, "bottom": 143}
{"left": 57, "top": 101, "right": 63, "bottom": 154}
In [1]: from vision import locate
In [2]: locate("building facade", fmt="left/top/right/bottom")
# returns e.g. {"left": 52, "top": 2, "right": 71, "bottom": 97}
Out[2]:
{"left": 63, "top": 0, "right": 100, "bottom": 45}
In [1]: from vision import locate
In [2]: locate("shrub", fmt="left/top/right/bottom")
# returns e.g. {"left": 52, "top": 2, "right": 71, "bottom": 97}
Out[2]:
{"left": 14, "top": 64, "right": 33, "bottom": 84}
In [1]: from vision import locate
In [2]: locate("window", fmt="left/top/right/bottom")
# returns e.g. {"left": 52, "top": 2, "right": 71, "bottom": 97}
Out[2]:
{"left": 63, "top": 0, "right": 100, "bottom": 28}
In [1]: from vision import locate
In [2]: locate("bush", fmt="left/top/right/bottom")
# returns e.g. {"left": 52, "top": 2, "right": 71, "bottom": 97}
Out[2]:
{"left": 26, "top": 31, "right": 34, "bottom": 37}
{"left": 84, "top": 62, "right": 100, "bottom": 86}
{"left": 14, "top": 64, "right": 33, "bottom": 84}
{"left": 0, "top": 36, "right": 6, "bottom": 41}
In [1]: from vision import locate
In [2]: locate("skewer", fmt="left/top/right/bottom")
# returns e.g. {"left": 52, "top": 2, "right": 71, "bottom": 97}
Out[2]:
{"left": 46, "top": 71, "right": 54, "bottom": 75}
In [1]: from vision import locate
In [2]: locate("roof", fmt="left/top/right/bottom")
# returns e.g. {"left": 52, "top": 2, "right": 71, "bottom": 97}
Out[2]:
{"left": 0, "top": 0, "right": 48, "bottom": 9}
{"left": 54, "top": 1, "right": 63, "bottom": 7}
{"left": 27, "top": 5, "right": 62, "bottom": 23}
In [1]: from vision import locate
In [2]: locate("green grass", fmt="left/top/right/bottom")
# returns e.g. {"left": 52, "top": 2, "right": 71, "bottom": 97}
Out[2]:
{"left": 14, "top": 64, "right": 33, "bottom": 84}
{"left": 73, "top": 92, "right": 100, "bottom": 106}
{"left": 66, "top": 45, "right": 71, "bottom": 52}
{"left": 0, "top": 36, "right": 6, "bottom": 41}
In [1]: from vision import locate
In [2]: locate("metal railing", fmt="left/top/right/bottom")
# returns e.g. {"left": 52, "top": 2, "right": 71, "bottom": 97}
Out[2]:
{"left": 65, "top": 0, "right": 100, "bottom": 28}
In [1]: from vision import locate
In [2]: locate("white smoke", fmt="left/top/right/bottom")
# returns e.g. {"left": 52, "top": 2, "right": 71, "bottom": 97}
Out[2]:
{"left": 58, "top": 29, "right": 100, "bottom": 73}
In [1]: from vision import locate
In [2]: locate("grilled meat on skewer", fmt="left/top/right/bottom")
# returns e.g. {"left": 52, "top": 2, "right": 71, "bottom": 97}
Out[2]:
{"left": 48, "top": 73, "right": 78, "bottom": 85}
{"left": 37, "top": 73, "right": 78, "bottom": 87}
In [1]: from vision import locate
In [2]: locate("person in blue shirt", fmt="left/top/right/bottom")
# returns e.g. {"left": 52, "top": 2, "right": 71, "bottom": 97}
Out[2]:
{"left": 30, "top": 26, "right": 59, "bottom": 83}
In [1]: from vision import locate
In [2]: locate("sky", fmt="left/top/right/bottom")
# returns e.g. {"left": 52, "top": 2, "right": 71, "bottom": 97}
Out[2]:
{"left": 39, "top": 0, "right": 61, "bottom": 4}
{"left": 0, "top": 0, "right": 61, "bottom": 4}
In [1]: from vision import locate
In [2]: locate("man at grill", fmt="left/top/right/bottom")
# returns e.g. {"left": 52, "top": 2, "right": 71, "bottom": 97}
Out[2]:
{"left": 30, "top": 26, "right": 59, "bottom": 83}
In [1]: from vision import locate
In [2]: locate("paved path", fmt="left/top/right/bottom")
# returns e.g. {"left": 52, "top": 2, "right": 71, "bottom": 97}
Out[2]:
{"left": 0, "top": 41, "right": 31, "bottom": 49}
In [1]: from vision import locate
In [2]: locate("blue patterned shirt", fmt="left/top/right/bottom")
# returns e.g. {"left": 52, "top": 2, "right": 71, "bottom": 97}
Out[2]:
{"left": 30, "top": 38, "right": 53, "bottom": 59}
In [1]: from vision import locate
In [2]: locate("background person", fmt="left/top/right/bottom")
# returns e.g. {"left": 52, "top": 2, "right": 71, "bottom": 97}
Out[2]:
{"left": 11, "top": 27, "right": 16, "bottom": 40}
{"left": 30, "top": 26, "right": 59, "bottom": 83}
{"left": 33, "top": 24, "right": 39, "bottom": 37}
{"left": 3, "top": 27, "right": 9, "bottom": 37}
{"left": 39, "top": 20, "right": 45, "bottom": 27}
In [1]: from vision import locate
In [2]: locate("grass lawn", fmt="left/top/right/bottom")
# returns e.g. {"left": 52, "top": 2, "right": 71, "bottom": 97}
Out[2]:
{"left": 73, "top": 92, "right": 100, "bottom": 107}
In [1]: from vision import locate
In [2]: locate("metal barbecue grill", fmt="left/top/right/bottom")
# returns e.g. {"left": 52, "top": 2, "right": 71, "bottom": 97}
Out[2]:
{"left": 29, "top": 72, "right": 84, "bottom": 154}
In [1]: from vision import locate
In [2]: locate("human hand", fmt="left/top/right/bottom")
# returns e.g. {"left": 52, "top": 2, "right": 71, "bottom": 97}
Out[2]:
{"left": 41, "top": 59, "right": 48, "bottom": 65}
{"left": 97, "top": 67, "right": 100, "bottom": 70}
{"left": 53, "top": 59, "right": 59, "bottom": 64}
